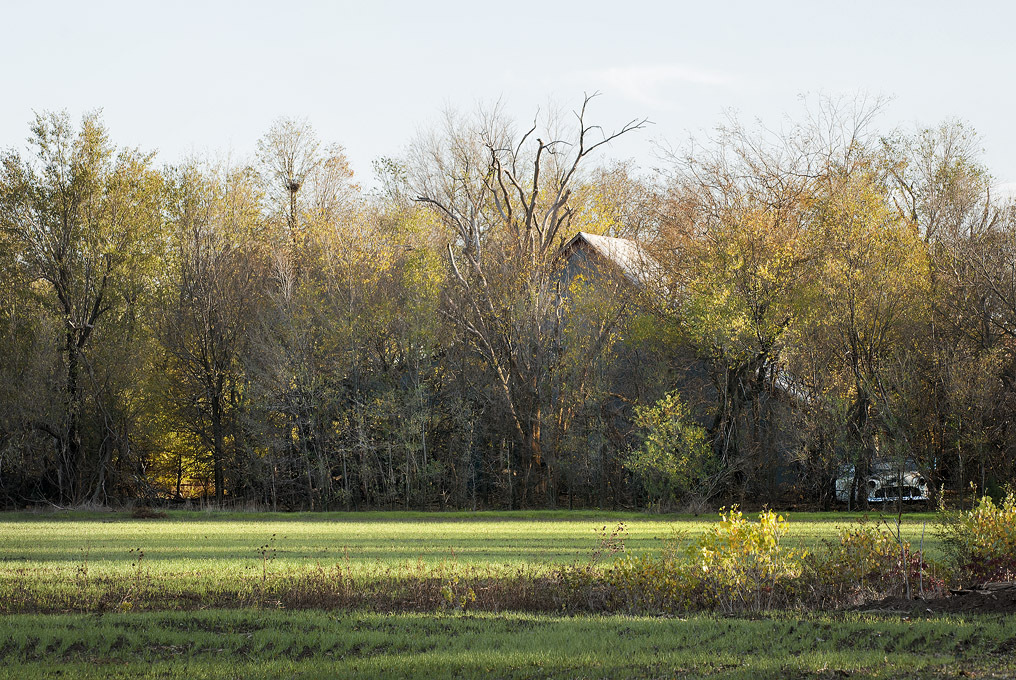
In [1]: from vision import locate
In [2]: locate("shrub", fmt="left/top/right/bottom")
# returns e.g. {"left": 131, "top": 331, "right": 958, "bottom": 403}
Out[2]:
{"left": 130, "top": 506, "right": 168, "bottom": 519}
{"left": 606, "top": 550, "right": 696, "bottom": 614}
{"left": 440, "top": 575, "right": 476, "bottom": 612}
{"left": 624, "top": 392, "right": 716, "bottom": 509}
{"left": 939, "top": 491, "right": 1016, "bottom": 584}
{"left": 601, "top": 508, "right": 805, "bottom": 614}
{"left": 562, "top": 512, "right": 948, "bottom": 616}
{"left": 692, "top": 507, "right": 805, "bottom": 612}
{"left": 806, "top": 519, "right": 943, "bottom": 606}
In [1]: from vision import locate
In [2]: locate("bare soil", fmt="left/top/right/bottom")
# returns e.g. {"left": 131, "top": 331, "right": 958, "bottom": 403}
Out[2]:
{"left": 859, "top": 581, "right": 1016, "bottom": 615}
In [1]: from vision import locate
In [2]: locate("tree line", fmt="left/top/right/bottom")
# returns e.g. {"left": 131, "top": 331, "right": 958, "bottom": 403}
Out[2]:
{"left": 1, "top": 96, "right": 1013, "bottom": 510}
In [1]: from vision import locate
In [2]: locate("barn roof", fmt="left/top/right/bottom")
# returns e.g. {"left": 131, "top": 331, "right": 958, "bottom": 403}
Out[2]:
{"left": 560, "top": 231, "right": 658, "bottom": 287}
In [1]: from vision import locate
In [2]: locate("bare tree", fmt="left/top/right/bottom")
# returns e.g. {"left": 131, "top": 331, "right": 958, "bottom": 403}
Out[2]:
{"left": 410, "top": 95, "right": 647, "bottom": 503}
{"left": 257, "top": 117, "right": 321, "bottom": 246}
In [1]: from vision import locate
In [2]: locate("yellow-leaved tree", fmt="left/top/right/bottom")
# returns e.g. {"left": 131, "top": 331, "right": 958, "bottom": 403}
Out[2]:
{"left": 798, "top": 154, "right": 931, "bottom": 509}
{"left": 657, "top": 115, "right": 815, "bottom": 500}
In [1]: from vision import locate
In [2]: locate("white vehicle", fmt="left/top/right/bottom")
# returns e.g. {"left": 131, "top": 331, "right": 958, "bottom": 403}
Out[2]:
{"left": 835, "top": 461, "right": 930, "bottom": 504}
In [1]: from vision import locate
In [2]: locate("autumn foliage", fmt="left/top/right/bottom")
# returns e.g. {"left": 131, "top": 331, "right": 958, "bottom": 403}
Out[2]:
{"left": 1, "top": 99, "right": 1014, "bottom": 511}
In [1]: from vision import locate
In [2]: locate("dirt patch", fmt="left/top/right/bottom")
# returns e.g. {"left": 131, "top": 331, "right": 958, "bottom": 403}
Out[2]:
{"left": 857, "top": 582, "right": 1016, "bottom": 615}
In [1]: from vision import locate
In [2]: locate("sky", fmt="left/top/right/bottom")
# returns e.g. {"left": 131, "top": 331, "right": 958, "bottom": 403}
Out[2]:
{"left": 2, "top": 0, "right": 1014, "bottom": 193}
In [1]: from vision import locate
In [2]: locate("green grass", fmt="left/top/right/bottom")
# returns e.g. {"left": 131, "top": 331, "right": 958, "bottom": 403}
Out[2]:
{"left": 0, "top": 508, "right": 942, "bottom": 572}
{"left": 0, "top": 510, "right": 990, "bottom": 678}
{"left": 0, "top": 608, "right": 1011, "bottom": 679}
{"left": 0, "top": 509, "right": 944, "bottom": 614}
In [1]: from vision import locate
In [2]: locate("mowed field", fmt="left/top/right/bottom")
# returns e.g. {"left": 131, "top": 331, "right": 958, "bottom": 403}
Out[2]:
{"left": 5, "top": 509, "right": 1010, "bottom": 679}
{"left": 0, "top": 508, "right": 943, "bottom": 578}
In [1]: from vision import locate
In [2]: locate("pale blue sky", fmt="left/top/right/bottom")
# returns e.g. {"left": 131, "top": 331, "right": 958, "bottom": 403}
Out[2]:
{"left": 2, "top": 0, "right": 1013, "bottom": 191}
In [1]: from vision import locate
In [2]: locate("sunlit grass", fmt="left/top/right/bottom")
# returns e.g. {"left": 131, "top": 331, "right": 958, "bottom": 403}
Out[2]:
{"left": 0, "top": 508, "right": 942, "bottom": 570}
{"left": 0, "top": 509, "right": 943, "bottom": 614}
{"left": 0, "top": 510, "right": 987, "bottom": 678}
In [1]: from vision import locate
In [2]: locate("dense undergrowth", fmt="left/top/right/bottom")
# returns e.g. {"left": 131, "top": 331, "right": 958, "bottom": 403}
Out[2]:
{"left": 585, "top": 494, "right": 1015, "bottom": 616}
{"left": 556, "top": 509, "right": 945, "bottom": 616}
{"left": 938, "top": 492, "right": 1016, "bottom": 584}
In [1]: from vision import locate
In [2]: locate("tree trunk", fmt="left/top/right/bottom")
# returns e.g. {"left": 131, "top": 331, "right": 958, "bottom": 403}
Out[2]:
{"left": 210, "top": 379, "right": 226, "bottom": 504}
{"left": 65, "top": 330, "right": 83, "bottom": 503}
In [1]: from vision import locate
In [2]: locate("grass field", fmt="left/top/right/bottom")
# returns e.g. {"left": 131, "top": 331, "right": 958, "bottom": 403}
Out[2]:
{"left": 0, "top": 509, "right": 945, "bottom": 614}
{"left": 3, "top": 509, "right": 987, "bottom": 678}
{"left": 0, "top": 508, "right": 943, "bottom": 576}
{"left": 1, "top": 608, "right": 1014, "bottom": 679}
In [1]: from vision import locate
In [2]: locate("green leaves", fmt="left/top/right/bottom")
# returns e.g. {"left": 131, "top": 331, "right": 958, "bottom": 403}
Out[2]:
{"left": 624, "top": 392, "right": 715, "bottom": 508}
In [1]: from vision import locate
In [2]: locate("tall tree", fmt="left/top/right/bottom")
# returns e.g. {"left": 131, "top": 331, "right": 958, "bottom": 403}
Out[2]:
{"left": 410, "top": 96, "right": 646, "bottom": 504}
{"left": 0, "top": 111, "right": 162, "bottom": 503}
{"left": 801, "top": 153, "right": 931, "bottom": 509}
{"left": 159, "top": 162, "right": 266, "bottom": 503}
{"left": 252, "top": 119, "right": 359, "bottom": 509}
{"left": 658, "top": 115, "right": 816, "bottom": 499}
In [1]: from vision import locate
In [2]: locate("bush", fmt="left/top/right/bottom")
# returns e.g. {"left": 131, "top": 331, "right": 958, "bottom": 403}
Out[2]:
{"left": 606, "top": 550, "right": 695, "bottom": 614}
{"left": 692, "top": 507, "right": 805, "bottom": 612}
{"left": 557, "top": 512, "right": 947, "bottom": 616}
{"left": 131, "top": 506, "right": 168, "bottom": 519}
{"left": 940, "top": 491, "right": 1016, "bottom": 584}
{"left": 624, "top": 392, "right": 716, "bottom": 509}
{"left": 806, "top": 519, "right": 943, "bottom": 606}
{"left": 602, "top": 508, "right": 805, "bottom": 614}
